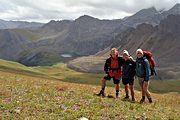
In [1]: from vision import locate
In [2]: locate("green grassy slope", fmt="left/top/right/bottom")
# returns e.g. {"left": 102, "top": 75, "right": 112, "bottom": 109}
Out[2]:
{"left": 0, "top": 59, "right": 40, "bottom": 73}
{"left": 34, "top": 63, "right": 180, "bottom": 94}
{"left": 0, "top": 59, "right": 179, "bottom": 93}
{"left": 0, "top": 70, "right": 179, "bottom": 119}
{"left": 0, "top": 60, "right": 180, "bottom": 119}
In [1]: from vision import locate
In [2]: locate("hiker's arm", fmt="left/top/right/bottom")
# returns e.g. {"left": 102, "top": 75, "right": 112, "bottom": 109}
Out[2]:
{"left": 132, "top": 61, "right": 136, "bottom": 76}
{"left": 144, "top": 59, "right": 151, "bottom": 80}
{"left": 119, "top": 57, "right": 125, "bottom": 66}
{"left": 104, "top": 59, "right": 109, "bottom": 74}
{"left": 129, "top": 56, "right": 134, "bottom": 61}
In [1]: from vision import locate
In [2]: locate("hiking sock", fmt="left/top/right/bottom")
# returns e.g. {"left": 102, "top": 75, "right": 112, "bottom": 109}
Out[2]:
{"left": 116, "top": 90, "right": 119, "bottom": 98}
{"left": 102, "top": 83, "right": 106, "bottom": 91}
{"left": 97, "top": 88, "right": 105, "bottom": 96}
{"left": 148, "top": 97, "right": 152, "bottom": 103}
{"left": 101, "top": 88, "right": 105, "bottom": 92}
{"left": 126, "top": 93, "right": 129, "bottom": 98}
{"left": 132, "top": 97, "right": 135, "bottom": 101}
{"left": 142, "top": 96, "right": 145, "bottom": 100}
{"left": 140, "top": 96, "right": 145, "bottom": 104}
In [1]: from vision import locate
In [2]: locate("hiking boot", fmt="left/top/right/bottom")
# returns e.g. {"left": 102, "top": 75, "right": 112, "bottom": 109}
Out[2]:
{"left": 148, "top": 98, "right": 152, "bottom": 103}
{"left": 132, "top": 97, "right": 135, "bottom": 102}
{"left": 140, "top": 98, "right": 145, "bottom": 104}
{"left": 124, "top": 96, "right": 129, "bottom": 99}
{"left": 122, "top": 96, "right": 129, "bottom": 101}
{"left": 97, "top": 90, "right": 105, "bottom": 97}
{"left": 116, "top": 93, "right": 120, "bottom": 98}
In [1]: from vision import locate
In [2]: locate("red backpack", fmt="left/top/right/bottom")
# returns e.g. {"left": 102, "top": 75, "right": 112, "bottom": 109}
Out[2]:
{"left": 143, "top": 51, "right": 156, "bottom": 75}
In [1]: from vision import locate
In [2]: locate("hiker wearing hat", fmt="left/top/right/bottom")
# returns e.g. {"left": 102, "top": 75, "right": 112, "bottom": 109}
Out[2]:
{"left": 97, "top": 48, "right": 124, "bottom": 98}
{"left": 122, "top": 50, "right": 136, "bottom": 102}
{"left": 136, "top": 49, "right": 152, "bottom": 103}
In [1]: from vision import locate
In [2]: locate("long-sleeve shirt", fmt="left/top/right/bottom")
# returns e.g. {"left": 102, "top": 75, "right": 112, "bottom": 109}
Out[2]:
{"left": 122, "top": 59, "right": 136, "bottom": 79}
{"left": 136, "top": 57, "right": 151, "bottom": 80}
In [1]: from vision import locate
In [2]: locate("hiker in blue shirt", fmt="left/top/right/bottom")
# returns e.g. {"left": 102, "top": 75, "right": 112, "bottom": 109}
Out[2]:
{"left": 136, "top": 49, "right": 152, "bottom": 103}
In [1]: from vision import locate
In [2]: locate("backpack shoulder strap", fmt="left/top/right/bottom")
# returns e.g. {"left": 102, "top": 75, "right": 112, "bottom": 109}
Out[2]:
{"left": 104, "top": 57, "right": 111, "bottom": 72}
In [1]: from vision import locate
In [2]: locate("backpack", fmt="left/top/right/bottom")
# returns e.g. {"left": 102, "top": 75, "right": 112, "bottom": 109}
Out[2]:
{"left": 143, "top": 51, "right": 156, "bottom": 76}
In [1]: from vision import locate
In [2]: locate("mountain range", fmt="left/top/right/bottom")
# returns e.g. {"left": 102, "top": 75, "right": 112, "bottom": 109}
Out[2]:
{"left": 68, "top": 14, "right": 180, "bottom": 79}
{"left": 0, "top": 3, "right": 180, "bottom": 79}
{"left": 0, "top": 19, "right": 43, "bottom": 29}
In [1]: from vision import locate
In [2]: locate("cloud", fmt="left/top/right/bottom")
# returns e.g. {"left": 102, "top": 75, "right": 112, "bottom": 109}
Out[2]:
{"left": 0, "top": 0, "right": 180, "bottom": 23}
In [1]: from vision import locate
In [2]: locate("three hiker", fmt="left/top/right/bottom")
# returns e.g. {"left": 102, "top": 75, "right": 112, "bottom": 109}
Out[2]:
{"left": 97, "top": 48, "right": 153, "bottom": 103}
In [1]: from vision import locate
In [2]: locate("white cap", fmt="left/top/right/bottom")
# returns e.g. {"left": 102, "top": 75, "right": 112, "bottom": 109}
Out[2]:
{"left": 136, "top": 49, "right": 143, "bottom": 55}
{"left": 123, "top": 50, "right": 130, "bottom": 56}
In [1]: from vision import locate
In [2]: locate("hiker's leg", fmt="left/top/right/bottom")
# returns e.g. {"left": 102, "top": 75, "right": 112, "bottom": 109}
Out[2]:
{"left": 129, "top": 79, "right": 135, "bottom": 101}
{"left": 143, "top": 81, "right": 152, "bottom": 103}
{"left": 101, "top": 78, "right": 106, "bottom": 92}
{"left": 138, "top": 78, "right": 145, "bottom": 96}
{"left": 143, "top": 81, "right": 151, "bottom": 97}
{"left": 100, "top": 75, "right": 111, "bottom": 92}
{"left": 97, "top": 77, "right": 108, "bottom": 96}
{"left": 122, "top": 78, "right": 129, "bottom": 98}
{"left": 129, "top": 85, "right": 135, "bottom": 99}
{"left": 115, "top": 83, "right": 120, "bottom": 98}
{"left": 113, "top": 78, "right": 120, "bottom": 98}
{"left": 138, "top": 77, "right": 145, "bottom": 103}
{"left": 142, "top": 82, "right": 146, "bottom": 97}
{"left": 115, "top": 83, "right": 120, "bottom": 91}
{"left": 125, "top": 84, "right": 129, "bottom": 97}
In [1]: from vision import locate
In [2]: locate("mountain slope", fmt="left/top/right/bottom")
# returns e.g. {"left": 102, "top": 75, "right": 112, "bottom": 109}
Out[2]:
{"left": 0, "top": 59, "right": 42, "bottom": 74}
{"left": 0, "top": 29, "right": 42, "bottom": 60}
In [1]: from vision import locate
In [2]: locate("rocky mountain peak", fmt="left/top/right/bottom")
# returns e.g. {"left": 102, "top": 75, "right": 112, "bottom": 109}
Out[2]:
{"left": 133, "top": 7, "right": 158, "bottom": 17}
{"left": 44, "top": 20, "right": 72, "bottom": 26}
{"left": 166, "top": 3, "right": 180, "bottom": 15}
{"left": 75, "top": 15, "right": 99, "bottom": 23}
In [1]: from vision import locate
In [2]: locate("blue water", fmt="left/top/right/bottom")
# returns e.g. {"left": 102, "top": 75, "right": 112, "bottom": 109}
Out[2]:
{"left": 61, "top": 54, "right": 72, "bottom": 58}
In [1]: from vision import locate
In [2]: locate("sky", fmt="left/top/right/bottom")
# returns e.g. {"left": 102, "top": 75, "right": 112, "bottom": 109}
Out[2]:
{"left": 0, "top": 0, "right": 180, "bottom": 23}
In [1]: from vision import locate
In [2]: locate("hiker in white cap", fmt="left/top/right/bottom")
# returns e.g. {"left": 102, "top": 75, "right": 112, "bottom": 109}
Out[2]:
{"left": 136, "top": 48, "right": 152, "bottom": 104}
{"left": 122, "top": 50, "right": 136, "bottom": 102}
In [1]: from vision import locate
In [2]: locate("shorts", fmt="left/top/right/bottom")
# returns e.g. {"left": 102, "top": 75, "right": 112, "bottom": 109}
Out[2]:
{"left": 104, "top": 75, "right": 120, "bottom": 84}
{"left": 122, "top": 78, "right": 134, "bottom": 85}
{"left": 138, "top": 77, "right": 149, "bottom": 88}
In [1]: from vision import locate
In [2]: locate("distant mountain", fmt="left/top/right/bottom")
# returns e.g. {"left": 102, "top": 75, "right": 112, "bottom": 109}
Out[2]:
{"left": 0, "top": 29, "right": 42, "bottom": 60}
{"left": 122, "top": 7, "right": 160, "bottom": 27}
{"left": 17, "top": 15, "right": 123, "bottom": 66}
{"left": 112, "top": 15, "right": 180, "bottom": 64}
{"left": 122, "top": 3, "right": 180, "bottom": 27}
{"left": 0, "top": 19, "right": 44, "bottom": 29}
{"left": 0, "top": 4, "right": 180, "bottom": 66}
{"left": 113, "top": 14, "right": 180, "bottom": 79}
{"left": 38, "top": 20, "right": 73, "bottom": 36}
{"left": 68, "top": 14, "right": 180, "bottom": 79}
{"left": 14, "top": 9, "right": 164, "bottom": 66}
